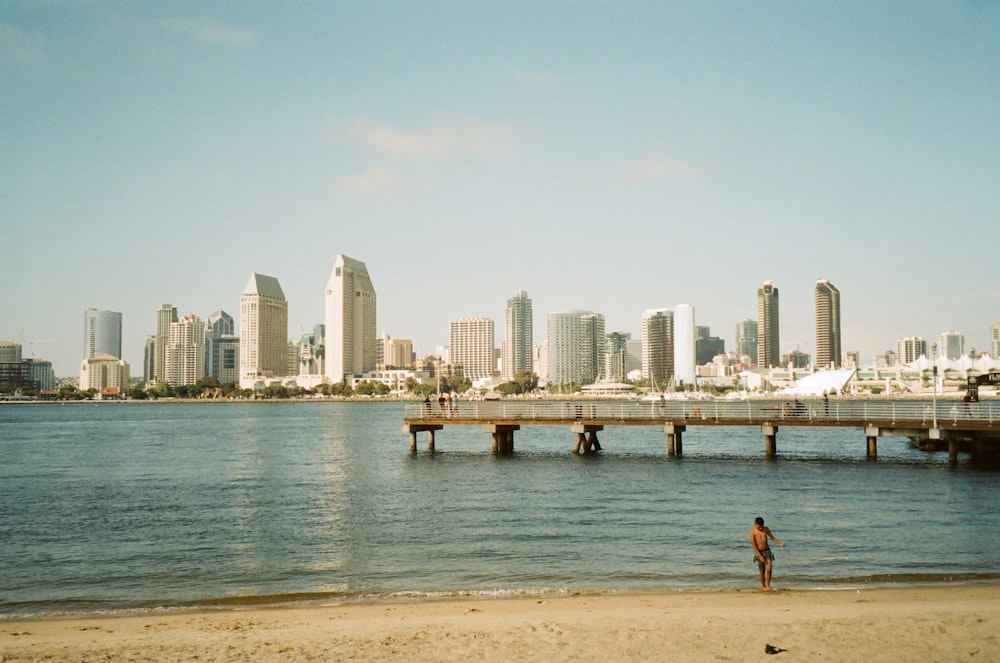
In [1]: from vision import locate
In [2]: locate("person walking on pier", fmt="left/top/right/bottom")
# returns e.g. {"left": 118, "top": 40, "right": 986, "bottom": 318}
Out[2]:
{"left": 751, "top": 517, "right": 785, "bottom": 591}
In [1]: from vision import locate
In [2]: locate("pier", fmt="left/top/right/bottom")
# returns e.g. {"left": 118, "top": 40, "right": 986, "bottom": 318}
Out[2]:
{"left": 402, "top": 398, "right": 1000, "bottom": 461}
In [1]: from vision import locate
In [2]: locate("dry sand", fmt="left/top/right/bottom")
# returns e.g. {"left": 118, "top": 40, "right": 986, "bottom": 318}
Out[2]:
{"left": 2, "top": 585, "right": 998, "bottom": 662}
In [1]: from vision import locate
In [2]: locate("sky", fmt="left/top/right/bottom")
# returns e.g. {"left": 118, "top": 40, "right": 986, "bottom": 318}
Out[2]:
{"left": 2, "top": 1, "right": 999, "bottom": 377}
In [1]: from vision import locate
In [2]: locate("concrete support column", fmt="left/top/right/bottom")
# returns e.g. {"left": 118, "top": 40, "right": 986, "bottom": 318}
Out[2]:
{"left": 492, "top": 432, "right": 500, "bottom": 453}
{"left": 949, "top": 440, "right": 959, "bottom": 464}
{"left": 762, "top": 425, "right": 778, "bottom": 458}
{"left": 574, "top": 433, "right": 586, "bottom": 454}
{"left": 410, "top": 431, "right": 417, "bottom": 453}
{"left": 664, "top": 424, "right": 686, "bottom": 456}
{"left": 865, "top": 425, "right": 879, "bottom": 459}
{"left": 428, "top": 429, "right": 435, "bottom": 452}
{"left": 571, "top": 423, "right": 604, "bottom": 455}
{"left": 588, "top": 430, "right": 602, "bottom": 452}
{"left": 483, "top": 424, "right": 519, "bottom": 455}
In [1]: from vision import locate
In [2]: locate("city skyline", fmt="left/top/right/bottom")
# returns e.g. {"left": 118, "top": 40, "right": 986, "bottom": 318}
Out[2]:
{"left": 3, "top": 3, "right": 999, "bottom": 376}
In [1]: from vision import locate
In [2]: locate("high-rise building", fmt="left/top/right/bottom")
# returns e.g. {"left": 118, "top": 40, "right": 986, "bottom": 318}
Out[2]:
{"left": 0, "top": 341, "right": 21, "bottom": 363}
{"left": 502, "top": 290, "right": 533, "bottom": 380}
{"left": 814, "top": 279, "right": 842, "bottom": 369}
{"left": 674, "top": 304, "right": 696, "bottom": 385}
{"left": 937, "top": 331, "right": 964, "bottom": 360}
{"left": 297, "top": 324, "right": 326, "bottom": 376}
{"left": 240, "top": 273, "right": 288, "bottom": 388}
{"left": 548, "top": 310, "right": 605, "bottom": 388}
{"left": 642, "top": 308, "right": 673, "bottom": 388}
{"left": 696, "top": 335, "right": 725, "bottom": 366}
{"left": 143, "top": 336, "right": 155, "bottom": 384}
{"left": 325, "top": 255, "right": 377, "bottom": 384}
{"left": 165, "top": 314, "right": 205, "bottom": 386}
{"left": 992, "top": 322, "right": 1000, "bottom": 358}
{"left": 80, "top": 355, "right": 130, "bottom": 391}
{"left": 897, "top": 337, "right": 928, "bottom": 364}
{"left": 381, "top": 336, "right": 413, "bottom": 369}
{"left": 757, "top": 281, "right": 780, "bottom": 369}
{"left": 450, "top": 318, "right": 495, "bottom": 382}
{"left": 83, "top": 309, "right": 122, "bottom": 360}
{"left": 154, "top": 304, "right": 178, "bottom": 384}
{"left": 205, "top": 311, "right": 239, "bottom": 384}
{"left": 605, "top": 332, "right": 631, "bottom": 383}
{"left": 735, "top": 319, "right": 758, "bottom": 364}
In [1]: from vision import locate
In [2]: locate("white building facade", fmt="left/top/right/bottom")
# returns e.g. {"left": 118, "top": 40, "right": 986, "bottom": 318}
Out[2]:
{"left": 165, "top": 314, "right": 205, "bottom": 386}
{"left": 673, "top": 304, "right": 696, "bottom": 385}
{"left": 502, "top": 290, "right": 533, "bottom": 380}
{"left": 325, "top": 255, "right": 377, "bottom": 384}
{"left": 450, "top": 317, "right": 495, "bottom": 382}
{"left": 547, "top": 310, "right": 605, "bottom": 388}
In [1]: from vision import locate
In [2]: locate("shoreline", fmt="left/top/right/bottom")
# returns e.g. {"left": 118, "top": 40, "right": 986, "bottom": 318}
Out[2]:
{"left": 3, "top": 584, "right": 998, "bottom": 662}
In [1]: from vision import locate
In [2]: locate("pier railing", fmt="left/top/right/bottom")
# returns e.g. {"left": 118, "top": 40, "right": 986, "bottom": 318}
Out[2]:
{"left": 405, "top": 398, "right": 998, "bottom": 429}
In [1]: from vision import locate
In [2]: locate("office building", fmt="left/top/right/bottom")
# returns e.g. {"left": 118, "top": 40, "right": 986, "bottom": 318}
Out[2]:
{"left": 605, "top": 332, "right": 631, "bottom": 383}
{"left": 815, "top": 279, "right": 842, "bottom": 368}
{"left": 381, "top": 335, "right": 414, "bottom": 369}
{"left": 757, "top": 281, "right": 780, "bottom": 369}
{"left": 205, "top": 311, "right": 239, "bottom": 384}
{"left": 735, "top": 319, "right": 758, "bottom": 364}
{"left": 80, "top": 354, "right": 130, "bottom": 391}
{"left": 642, "top": 308, "right": 673, "bottom": 388}
{"left": 897, "top": 337, "right": 928, "bottom": 364}
{"left": 548, "top": 310, "right": 605, "bottom": 388}
{"left": 938, "top": 331, "right": 964, "bottom": 360}
{"left": 0, "top": 341, "right": 21, "bottom": 363}
{"left": 992, "top": 322, "right": 1000, "bottom": 358}
{"left": 502, "top": 290, "right": 533, "bottom": 380}
{"left": 143, "top": 336, "right": 155, "bottom": 384}
{"left": 83, "top": 309, "right": 122, "bottom": 360}
{"left": 240, "top": 273, "right": 289, "bottom": 388}
{"left": 165, "top": 314, "right": 205, "bottom": 386}
{"left": 450, "top": 317, "right": 495, "bottom": 382}
{"left": 325, "top": 255, "right": 377, "bottom": 383}
{"left": 696, "top": 335, "right": 725, "bottom": 366}
{"left": 297, "top": 324, "right": 326, "bottom": 376}
{"left": 674, "top": 304, "right": 696, "bottom": 385}
{"left": 154, "top": 304, "right": 178, "bottom": 384}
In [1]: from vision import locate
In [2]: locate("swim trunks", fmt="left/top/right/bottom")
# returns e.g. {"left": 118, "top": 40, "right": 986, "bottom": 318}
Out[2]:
{"left": 755, "top": 548, "right": 774, "bottom": 567}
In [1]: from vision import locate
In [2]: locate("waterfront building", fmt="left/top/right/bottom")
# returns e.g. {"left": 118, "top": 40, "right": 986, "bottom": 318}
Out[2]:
{"left": 548, "top": 310, "right": 605, "bottom": 388}
{"left": 325, "top": 255, "right": 377, "bottom": 384}
{"left": 937, "top": 331, "right": 964, "bottom": 360}
{"left": 143, "top": 336, "right": 155, "bottom": 384}
{"left": 83, "top": 309, "right": 122, "bottom": 360}
{"left": 449, "top": 317, "right": 495, "bottom": 382}
{"left": 735, "top": 319, "right": 758, "bottom": 365}
{"left": 992, "top": 322, "right": 1000, "bottom": 358}
{"left": 642, "top": 308, "right": 673, "bottom": 387}
{"left": 757, "top": 281, "right": 780, "bottom": 369}
{"left": 0, "top": 341, "right": 21, "bottom": 363}
{"left": 154, "top": 304, "right": 178, "bottom": 384}
{"left": 165, "top": 314, "right": 205, "bottom": 386}
{"left": 80, "top": 354, "right": 130, "bottom": 391}
{"left": 205, "top": 311, "right": 239, "bottom": 384}
{"left": 27, "top": 359, "right": 54, "bottom": 391}
{"left": 897, "top": 337, "right": 928, "bottom": 364}
{"left": 502, "top": 290, "right": 533, "bottom": 380}
{"left": 0, "top": 343, "right": 34, "bottom": 391}
{"left": 605, "top": 332, "right": 631, "bottom": 384}
{"left": 674, "top": 304, "right": 696, "bottom": 385}
{"left": 240, "top": 273, "right": 289, "bottom": 388}
{"left": 814, "top": 279, "right": 841, "bottom": 368}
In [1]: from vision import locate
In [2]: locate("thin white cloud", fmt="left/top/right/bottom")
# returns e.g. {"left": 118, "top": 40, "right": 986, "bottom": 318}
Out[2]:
{"left": 516, "top": 69, "right": 559, "bottom": 86}
{"left": 325, "top": 116, "right": 512, "bottom": 163}
{"left": 0, "top": 23, "right": 45, "bottom": 67}
{"left": 335, "top": 166, "right": 402, "bottom": 199}
{"left": 623, "top": 157, "right": 705, "bottom": 183}
{"left": 107, "top": 14, "right": 254, "bottom": 47}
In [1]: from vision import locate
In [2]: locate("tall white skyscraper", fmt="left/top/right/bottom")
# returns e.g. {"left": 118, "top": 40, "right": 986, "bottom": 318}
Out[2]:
{"left": 502, "top": 290, "right": 533, "bottom": 380}
{"left": 239, "top": 273, "right": 288, "bottom": 388}
{"left": 165, "top": 314, "right": 205, "bottom": 386}
{"left": 154, "top": 304, "right": 177, "bottom": 384}
{"left": 450, "top": 317, "right": 495, "bottom": 382}
{"left": 992, "top": 322, "right": 1000, "bottom": 358}
{"left": 325, "top": 255, "right": 377, "bottom": 384}
{"left": 815, "top": 279, "right": 842, "bottom": 368}
{"left": 642, "top": 308, "right": 674, "bottom": 388}
{"left": 83, "top": 309, "right": 122, "bottom": 360}
{"left": 937, "top": 331, "right": 964, "bottom": 360}
{"left": 673, "top": 304, "right": 696, "bottom": 385}
{"left": 897, "top": 336, "right": 928, "bottom": 364}
{"left": 547, "top": 310, "right": 605, "bottom": 388}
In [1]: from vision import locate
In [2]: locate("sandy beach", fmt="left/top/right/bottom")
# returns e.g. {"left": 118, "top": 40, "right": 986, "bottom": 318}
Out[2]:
{"left": 2, "top": 585, "right": 998, "bottom": 662}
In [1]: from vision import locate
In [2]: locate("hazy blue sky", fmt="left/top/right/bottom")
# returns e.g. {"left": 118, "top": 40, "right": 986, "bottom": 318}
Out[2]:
{"left": 3, "top": 1, "right": 998, "bottom": 377}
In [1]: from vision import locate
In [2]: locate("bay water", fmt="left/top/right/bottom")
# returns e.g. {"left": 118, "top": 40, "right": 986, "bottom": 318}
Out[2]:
{"left": 2, "top": 401, "right": 999, "bottom": 617}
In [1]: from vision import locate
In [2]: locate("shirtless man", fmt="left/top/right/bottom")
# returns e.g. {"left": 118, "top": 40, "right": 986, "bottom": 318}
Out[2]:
{"left": 750, "top": 516, "right": 785, "bottom": 591}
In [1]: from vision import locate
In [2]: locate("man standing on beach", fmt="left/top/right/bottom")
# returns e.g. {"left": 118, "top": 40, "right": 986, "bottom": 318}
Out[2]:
{"left": 751, "top": 517, "right": 785, "bottom": 591}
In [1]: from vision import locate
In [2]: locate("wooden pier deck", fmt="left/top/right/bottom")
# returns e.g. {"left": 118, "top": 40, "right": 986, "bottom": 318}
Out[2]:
{"left": 402, "top": 397, "right": 1000, "bottom": 460}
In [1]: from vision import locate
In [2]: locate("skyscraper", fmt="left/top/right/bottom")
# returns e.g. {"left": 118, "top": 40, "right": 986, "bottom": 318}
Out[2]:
{"left": 154, "top": 304, "right": 178, "bottom": 384}
{"left": 83, "top": 309, "right": 122, "bottom": 360}
{"left": 937, "top": 331, "right": 964, "bottom": 360}
{"left": 450, "top": 318, "right": 495, "bottom": 382}
{"left": 205, "top": 310, "right": 239, "bottom": 384}
{"left": 240, "top": 273, "right": 288, "bottom": 388}
{"left": 165, "top": 314, "right": 205, "bottom": 386}
{"left": 642, "top": 308, "right": 673, "bottom": 388}
{"left": 673, "top": 304, "right": 696, "bottom": 385}
{"left": 897, "top": 337, "right": 928, "bottom": 364}
{"left": 992, "top": 322, "right": 1000, "bottom": 358}
{"left": 814, "top": 279, "right": 841, "bottom": 369}
{"left": 735, "top": 319, "right": 758, "bottom": 364}
{"left": 547, "top": 310, "right": 605, "bottom": 388}
{"left": 757, "top": 281, "right": 780, "bottom": 369}
{"left": 325, "top": 255, "right": 377, "bottom": 384}
{"left": 502, "top": 290, "right": 533, "bottom": 380}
